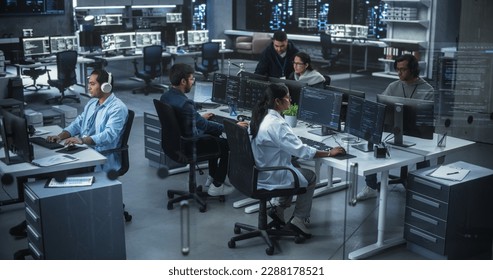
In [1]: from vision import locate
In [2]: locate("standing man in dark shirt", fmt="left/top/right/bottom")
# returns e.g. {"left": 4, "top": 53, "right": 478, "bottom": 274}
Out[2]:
{"left": 254, "top": 31, "right": 299, "bottom": 79}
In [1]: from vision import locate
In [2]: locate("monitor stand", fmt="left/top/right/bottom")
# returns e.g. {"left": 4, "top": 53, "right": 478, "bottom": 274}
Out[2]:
{"left": 352, "top": 141, "right": 374, "bottom": 152}
{"left": 1, "top": 154, "right": 24, "bottom": 165}
{"left": 341, "top": 135, "right": 360, "bottom": 144}
{"left": 386, "top": 139, "right": 416, "bottom": 148}
{"left": 308, "top": 126, "right": 336, "bottom": 136}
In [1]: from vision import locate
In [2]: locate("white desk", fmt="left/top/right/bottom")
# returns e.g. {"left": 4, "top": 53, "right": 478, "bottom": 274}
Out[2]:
{"left": 167, "top": 49, "right": 234, "bottom": 73}
{"left": 0, "top": 125, "right": 106, "bottom": 206}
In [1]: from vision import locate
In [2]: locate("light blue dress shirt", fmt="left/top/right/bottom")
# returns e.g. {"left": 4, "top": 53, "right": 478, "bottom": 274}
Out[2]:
{"left": 65, "top": 94, "right": 128, "bottom": 172}
{"left": 251, "top": 109, "right": 316, "bottom": 190}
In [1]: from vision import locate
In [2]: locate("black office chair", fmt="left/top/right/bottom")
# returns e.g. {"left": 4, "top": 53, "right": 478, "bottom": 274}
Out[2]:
{"left": 46, "top": 50, "right": 80, "bottom": 104}
{"left": 99, "top": 109, "right": 135, "bottom": 222}
{"left": 22, "top": 65, "right": 50, "bottom": 92}
{"left": 320, "top": 33, "right": 341, "bottom": 70}
{"left": 223, "top": 120, "right": 306, "bottom": 255}
{"left": 153, "top": 99, "right": 223, "bottom": 212}
{"left": 132, "top": 45, "right": 166, "bottom": 95}
{"left": 194, "top": 42, "right": 220, "bottom": 80}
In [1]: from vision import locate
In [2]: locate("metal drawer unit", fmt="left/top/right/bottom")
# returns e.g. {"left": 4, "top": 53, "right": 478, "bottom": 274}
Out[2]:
{"left": 24, "top": 173, "right": 126, "bottom": 260}
{"left": 144, "top": 112, "right": 185, "bottom": 169}
{"left": 405, "top": 161, "right": 493, "bottom": 259}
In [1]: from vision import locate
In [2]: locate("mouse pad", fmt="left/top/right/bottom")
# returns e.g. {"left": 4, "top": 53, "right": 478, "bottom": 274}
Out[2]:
{"left": 56, "top": 146, "right": 88, "bottom": 154}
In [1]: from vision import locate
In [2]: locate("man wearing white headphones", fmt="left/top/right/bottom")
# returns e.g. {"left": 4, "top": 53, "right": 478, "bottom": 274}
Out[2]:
{"left": 47, "top": 69, "right": 128, "bottom": 172}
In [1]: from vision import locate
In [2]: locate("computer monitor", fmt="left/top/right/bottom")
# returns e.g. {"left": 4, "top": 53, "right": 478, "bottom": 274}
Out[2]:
{"left": 298, "top": 87, "right": 343, "bottom": 136}
{"left": 175, "top": 30, "right": 186, "bottom": 48}
{"left": 50, "top": 35, "right": 79, "bottom": 53}
{"left": 79, "top": 30, "right": 102, "bottom": 52}
{"left": 376, "top": 94, "right": 435, "bottom": 147}
{"left": 22, "top": 36, "right": 50, "bottom": 58}
{"left": 135, "top": 31, "right": 161, "bottom": 48}
{"left": 345, "top": 96, "right": 387, "bottom": 152}
{"left": 187, "top": 30, "right": 209, "bottom": 46}
{"left": 326, "top": 85, "right": 365, "bottom": 123}
{"left": 268, "top": 77, "right": 308, "bottom": 106}
{"left": 113, "top": 32, "right": 135, "bottom": 50}
{"left": 0, "top": 110, "right": 34, "bottom": 165}
{"left": 212, "top": 73, "right": 228, "bottom": 104}
{"left": 239, "top": 78, "right": 270, "bottom": 110}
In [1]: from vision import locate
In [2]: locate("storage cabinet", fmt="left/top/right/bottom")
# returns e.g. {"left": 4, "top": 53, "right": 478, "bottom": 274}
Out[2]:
{"left": 405, "top": 161, "right": 493, "bottom": 259}
{"left": 24, "top": 172, "right": 126, "bottom": 260}
{"left": 374, "top": 0, "right": 433, "bottom": 78}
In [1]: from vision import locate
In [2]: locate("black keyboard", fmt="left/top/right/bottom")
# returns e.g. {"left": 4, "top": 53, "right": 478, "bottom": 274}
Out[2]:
{"left": 210, "top": 114, "right": 236, "bottom": 124}
{"left": 299, "top": 136, "right": 332, "bottom": 151}
{"left": 30, "top": 137, "right": 64, "bottom": 150}
{"left": 299, "top": 136, "right": 357, "bottom": 160}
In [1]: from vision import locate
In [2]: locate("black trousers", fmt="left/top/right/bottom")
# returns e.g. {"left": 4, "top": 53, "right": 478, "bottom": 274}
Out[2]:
{"left": 196, "top": 136, "right": 229, "bottom": 185}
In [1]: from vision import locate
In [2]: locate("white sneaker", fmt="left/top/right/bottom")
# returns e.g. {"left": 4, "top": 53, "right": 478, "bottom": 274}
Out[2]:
{"left": 356, "top": 186, "right": 378, "bottom": 201}
{"left": 288, "top": 216, "right": 312, "bottom": 238}
{"left": 207, "top": 184, "right": 234, "bottom": 196}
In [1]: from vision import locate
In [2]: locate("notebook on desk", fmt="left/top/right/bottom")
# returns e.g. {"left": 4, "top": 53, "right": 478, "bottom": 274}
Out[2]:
{"left": 31, "top": 154, "right": 78, "bottom": 167}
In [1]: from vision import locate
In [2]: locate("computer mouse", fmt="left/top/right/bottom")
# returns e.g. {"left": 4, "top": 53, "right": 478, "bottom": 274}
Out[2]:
{"left": 66, "top": 144, "right": 78, "bottom": 151}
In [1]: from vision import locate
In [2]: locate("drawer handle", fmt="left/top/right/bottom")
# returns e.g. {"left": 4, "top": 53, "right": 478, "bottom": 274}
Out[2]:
{"left": 27, "top": 224, "right": 40, "bottom": 240}
{"left": 146, "top": 114, "right": 159, "bottom": 121}
{"left": 24, "top": 188, "right": 37, "bottom": 203}
{"left": 28, "top": 242, "right": 42, "bottom": 259}
{"left": 146, "top": 138, "right": 160, "bottom": 145}
{"left": 412, "top": 194, "right": 440, "bottom": 208}
{"left": 146, "top": 149, "right": 160, "bottom": 156}
{"left": 414, "top": 177, "right": 442, "bottom": 190}
{"left": 410, "top": 228, "right": 437, "bottom": 243}
{"left": 25, "top": 206, "right": 39, "bottom": 222}
{"left": 145, "top": 126, "right": 160, "bottom": 133}
{"left": 411, "top": 211, "right": 438, "bottom": 225}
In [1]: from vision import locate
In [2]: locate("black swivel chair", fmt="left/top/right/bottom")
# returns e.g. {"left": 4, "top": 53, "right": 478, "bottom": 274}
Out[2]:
{"left": 100, "top": 109, "right": 135, "bottom": 222}
{"left": 320, "top": 33, "right": 341, "bottom": 70}
{"left": 46, "top": 50, "right": 80, "bottom": 104}
{"left": 194, "top": 42, "right": 220, "bottom": 80}
{"left": 22, "top": 66, "right": 50, "bottom": 91}
{"left": 132, "top": 45, "right": 166, "bottom": 95}
{"left": 223, "top": 120, "right": 306, "bottom": 255}
{"left": 153, "top": 99, "right": 223, "bottom": 212}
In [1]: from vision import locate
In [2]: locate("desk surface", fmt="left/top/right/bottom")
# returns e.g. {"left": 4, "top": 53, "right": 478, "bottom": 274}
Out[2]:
{"left": 0, "top": 125, "right": 106, "bottom": 178}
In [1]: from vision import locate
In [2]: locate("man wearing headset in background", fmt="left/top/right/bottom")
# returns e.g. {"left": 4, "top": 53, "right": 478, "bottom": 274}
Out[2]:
{"left": 47, "top": 69, "right": 129, "bottom": 173}
{"left": 357, "top": 54, "right": 434, "bottom": 201}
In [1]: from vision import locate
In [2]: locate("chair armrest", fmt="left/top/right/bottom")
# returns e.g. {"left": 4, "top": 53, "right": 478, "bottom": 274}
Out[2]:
{"left": 99, "top": 145, "right": 128, "bottom": 155}
{"left": 236, "top": 36, "right": 252, "bottom": 43}
{"left": 255, "top": 165, "right": 300, "bottom": 188}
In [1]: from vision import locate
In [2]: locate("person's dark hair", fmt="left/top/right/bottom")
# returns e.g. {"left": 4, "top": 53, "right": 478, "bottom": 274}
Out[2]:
{"left": 91, "top": 69, "right": 113, "bottom": 89}
{"left": 250, "top": 83, "right": 289, "bottom": 139}
{"left": 294, "top": 52, "right": 314, "bottom": 71}
{"left": 169, "top": 63, "right": 194, "bottom": 86}
{"left": 394, "top": 54, "right": 420, "bottom": 77}
{"left": 272, "top": 30, "right": 288, "bottom": 42}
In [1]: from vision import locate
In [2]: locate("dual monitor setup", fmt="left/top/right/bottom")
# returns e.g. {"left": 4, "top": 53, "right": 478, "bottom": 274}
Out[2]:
{"left": 209, "top": 72, "right": 435, "bottom": 153}
{"left": 175, "top": 29, "right": 209, "bottom": 50}
{"left": 22, "top": 35, "right": 79, "bottom": 59}
{"left": 100, "top": 31, "right": 161, "bottom": 55}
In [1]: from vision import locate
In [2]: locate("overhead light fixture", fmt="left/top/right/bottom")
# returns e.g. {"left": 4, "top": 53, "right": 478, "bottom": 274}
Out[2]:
{"left": 76, "top": 6, "right": 125, "bottom": 10}
{"left": 131, "top": 5, "right": 177, "bottom": 9}
{"left": 84, "top": 15, "right": 95, "bottom": 21}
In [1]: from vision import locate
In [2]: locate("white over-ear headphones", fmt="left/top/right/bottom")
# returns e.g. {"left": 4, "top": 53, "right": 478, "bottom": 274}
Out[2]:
{"left": 101, "top": 72, "right": 112, "bottom": 93}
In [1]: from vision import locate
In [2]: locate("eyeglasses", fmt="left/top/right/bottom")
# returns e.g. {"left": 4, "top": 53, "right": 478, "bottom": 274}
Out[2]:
{"left": 293, "top": 62, "right": 306, "bottom": 67}
{"left": 396, "top": 67, "right": 409, "bottom": 73}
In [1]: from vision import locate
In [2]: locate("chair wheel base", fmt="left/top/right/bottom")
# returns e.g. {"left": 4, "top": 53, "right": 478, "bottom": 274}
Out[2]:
{"left": 265, "top": 246, "right": 274, "bottom": 255}
{"left": 228, "top": 240, "right": 236, "bottom": 248}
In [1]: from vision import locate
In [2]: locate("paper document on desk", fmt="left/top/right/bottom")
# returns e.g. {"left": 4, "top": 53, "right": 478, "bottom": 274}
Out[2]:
{"left": 31, "top": 154, "right": 78, "bottom": 167}
{"left": 428, "top": 164, "right": 470, "bottom": 181}
{"left": 47, "top": 176, "right": 95, "bottom": 188}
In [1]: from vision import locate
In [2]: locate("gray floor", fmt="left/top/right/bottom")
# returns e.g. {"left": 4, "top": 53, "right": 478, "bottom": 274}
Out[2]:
{"left": 1, "top": 58, "right": 493, "bottom": 260}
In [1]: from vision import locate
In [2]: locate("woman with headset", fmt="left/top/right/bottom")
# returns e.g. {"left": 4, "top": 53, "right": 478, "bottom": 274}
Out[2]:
{"left": 47, "top": 69, "right": 129, "bottom": 173}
